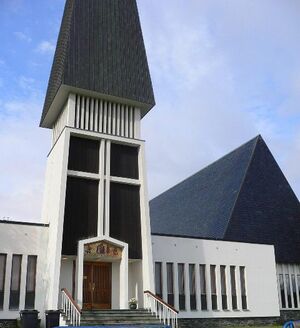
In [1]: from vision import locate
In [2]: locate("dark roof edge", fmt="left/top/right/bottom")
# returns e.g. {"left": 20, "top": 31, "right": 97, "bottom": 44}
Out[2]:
{"left": 223, "top": 134, "right": 261, "bottom": 238}
{"left": 0, "top": 220, "right": 49, "bottom": 228}
{"left": 151, "top": 232, "right": 274, "bottom": 247}
{"left": 150, "top": 135, "right": 262, "bottom": 203}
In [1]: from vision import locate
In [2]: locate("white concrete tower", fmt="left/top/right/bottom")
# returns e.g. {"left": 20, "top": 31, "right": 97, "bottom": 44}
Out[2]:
{"left": 40, "top": 0, "right": 155, "bottom": 311}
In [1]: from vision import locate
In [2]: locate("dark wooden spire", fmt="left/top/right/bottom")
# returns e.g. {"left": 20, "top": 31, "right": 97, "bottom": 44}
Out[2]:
{"left": 41, "top": 0, "right": 155, "bottom": 127}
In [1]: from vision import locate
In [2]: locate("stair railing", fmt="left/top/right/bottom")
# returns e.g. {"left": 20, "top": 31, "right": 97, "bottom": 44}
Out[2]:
{"left": 61, "top": 288, "right": 81, "bottom": 326}
{"left": 144, "top": 290, "right": 178, "bottom": 328}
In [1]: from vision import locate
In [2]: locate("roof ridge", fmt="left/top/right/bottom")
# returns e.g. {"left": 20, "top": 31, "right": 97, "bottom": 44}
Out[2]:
{"left": 222, "top": 135, "right": 261, "bottom": 238}
{"left": 150, "top": 135, "right": 261, "bottom": 202}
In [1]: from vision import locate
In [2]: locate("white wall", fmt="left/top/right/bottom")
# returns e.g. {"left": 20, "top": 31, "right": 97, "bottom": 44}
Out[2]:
{"left": 59, "top": 258, "right": 74, "bottom": 296}
{"left": 152, "top": 235, "right": 280, "bottom": 318}
{"left": 0, "top": 223, "right": 48, "bottom": 320}
{"left": 128, "top": 261, "right": 144, "bottom": 308}
{"left": 42, "top": 128, "right": 70, "bottom": 310}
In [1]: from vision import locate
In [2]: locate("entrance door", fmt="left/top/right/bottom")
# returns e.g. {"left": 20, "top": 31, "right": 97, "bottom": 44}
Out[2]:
{"left": 83, "top": 262, "right": 112, "bottom": 309}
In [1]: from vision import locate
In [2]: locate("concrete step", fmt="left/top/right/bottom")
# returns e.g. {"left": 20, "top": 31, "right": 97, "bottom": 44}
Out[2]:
{"left": 81, "top": 314, "right": 154, "bottom": 319}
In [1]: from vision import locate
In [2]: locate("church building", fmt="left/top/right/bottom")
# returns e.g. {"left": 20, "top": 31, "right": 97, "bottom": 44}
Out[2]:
{"left": 0, "top": 0, "right": 300, "bottom": 327}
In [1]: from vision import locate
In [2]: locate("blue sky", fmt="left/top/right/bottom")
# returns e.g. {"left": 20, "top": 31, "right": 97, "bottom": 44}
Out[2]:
{"left": 0, "top": 0, "right": 300, "bottom": 222}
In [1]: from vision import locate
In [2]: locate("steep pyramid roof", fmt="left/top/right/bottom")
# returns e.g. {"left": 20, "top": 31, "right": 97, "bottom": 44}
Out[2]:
{"left": 41, "top": 0, "right": 155, "bottom": 128}
{"left": 150, "top": 136, "right": 300, "bottom": 263}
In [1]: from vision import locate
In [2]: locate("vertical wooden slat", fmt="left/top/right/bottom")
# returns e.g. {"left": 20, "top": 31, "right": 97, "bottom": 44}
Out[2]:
{"left": 103, "top": 101, "right": 107, "bottom": 134}
{"left": 85, "top": 97, "right": 90, "bottom": 130}
{"left": 90, "top": 98, "right": 94, "bottom": 131}
{"left": 107, "top": 102, "right": 112, "bottom": 134}
{"left": 94, "top": 99, "right": 99, "bottom": 132}
{"left": 124, "top": 105, "right": 129, "bottom": 138}
{"left": 120, "top": 105, "right": 124, "bottom": 137}
{"left": 112, "top": 103, "right": 116, "bottom": 135}
{"left": 80, "top": 96, "right": 85, "bottom": 129}
{"left": 99, "top": 100, "right": 103, "bottom": 133}
{"left": 116, "top": 104, "right": 120, "bottom": 136}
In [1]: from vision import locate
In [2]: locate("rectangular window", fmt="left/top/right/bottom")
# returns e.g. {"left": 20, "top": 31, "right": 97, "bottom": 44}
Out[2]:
{"left": 220, "top": 265, "right": 227, "bottom": 310}
{"left": 9, "top": 255, "right": 22, "bottom": 310}
{"left": 167, "top": 263, "right": 174, "bottom": 306}
{"left": 199, "top": 264, "right": 207, "bottom": 310}
{"left": 240, "top": 266, "right": 247, "bottom": 310}
{"left": 286, "top": 274, "right": 292, "bottom": 308}
{"left": 62, "top": 177, "right": 99, "bottom": 255}
{"left": 298, "top": 275, "right": 300, "bottom": 307}
{"left": 279, "top": 274, "right": 286, "bottom": 308}
{"left": 25, "top": 256, "right": 37, "bottom": 309}
{"left": 230, "top": 266, "right": 237, "bottom": 310}
{"left": 210, "top": 265, "right": 217, "bottom": 310}
{"left": 0, "top": 254, "right": 7, "bottom": 310}
{"left": 178, "top": 263, "right": 185, "bottom": 310}
{"left": 110, "top": 143, "right": 139, "bottom": 179}
{"left": 68, "top": 136, "right": 100, "bottom": 173}
{"left": 110, "top": 183, "right": 142, "bottom": 259}
{"left": 189, "top": 264, "right": 196, "bottom": 310}
{"left": 155, "top": 262, "right": 162, "bottom": 298}
{"left": 291, "top": 274, "right": 298, "bottom": 309}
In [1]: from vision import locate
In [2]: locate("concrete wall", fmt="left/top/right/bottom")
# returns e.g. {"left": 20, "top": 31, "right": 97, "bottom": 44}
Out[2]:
{"left": 152, "top": 235, "right": 280, "bottom": 318}
{"left": 0, "top": 223, "right": 48, "bottom": 320}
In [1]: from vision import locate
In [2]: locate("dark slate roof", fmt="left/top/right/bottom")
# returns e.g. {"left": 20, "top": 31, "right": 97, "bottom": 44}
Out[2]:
{"left": 41, "top": 0, "right": 155, "bottom": 127}
{"left": 150, "top": 135, "right": 300, "bottom": 263}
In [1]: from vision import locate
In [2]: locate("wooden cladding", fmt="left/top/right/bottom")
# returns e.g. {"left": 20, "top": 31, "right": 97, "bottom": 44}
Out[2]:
{"left": 74, "top": 95, "right": 137, "bottom": 138}
{"left": 109, "top": 183, "right": 142, "bottom": 259}
{"left": 68, "top": 136, "right": 100, "bottom": 173}
{"left": 62, "top": 177, "right": 99, "bottom": 255}
{"left": 110, "top": 143, "right": 139, "bottom": 179}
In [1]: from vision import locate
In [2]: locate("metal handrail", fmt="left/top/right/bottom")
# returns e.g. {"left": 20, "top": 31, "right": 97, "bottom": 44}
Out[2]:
{"left": 144, "top": 290, "right": 178, "bottom": 328}
{"left": 61, "top": 288, "right": 81, "bottom": 326}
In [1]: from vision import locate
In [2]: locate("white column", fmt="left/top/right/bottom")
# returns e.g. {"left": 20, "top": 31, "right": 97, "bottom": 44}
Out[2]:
{"left": 138, "top": 142, "right": 154, "bottom": 293}
{"left": 134, "top": 108, "right": 141, "bottom": 139}
{"left": 206, "top": 264, "right": 212, "bottom": 311}
{"left": 99, "top": 100, "right": 104, "bottom": 133}
{"left": 19, "top": 255, "right": 28, "bottom": 310}
{"left": 3, "top": 254, "right": 12, "bottom": 311}
{"left": 236, "top": 266, "right": 242, "bottom": 310}
{"left": 184, "top": 263, "right": 190, "bottom": 311}
{"left": 98, "top": 139, "right": 105, "bottom": 236}
{"left": 76, "top": 245, "right": 84, "bottom": 307}
{"left": 90, "top": 98, "right": 95, "bottom": 131}
{"left": 162, "top": 262, "right": 168, "bottom": 303}
{"left": 105, "top": 140, "right": 111, "bottom": 236}
{"left": 216, "top": 265, "right": 222, "bottom": 310}
{"left": 67, "top": 93, "right": 76, "bottom": 127}
{"left": 120, "top": 245, "right": 129, "bottom": 309}
{"left": 226, "top": 265, "right": 232, "bottom": 310}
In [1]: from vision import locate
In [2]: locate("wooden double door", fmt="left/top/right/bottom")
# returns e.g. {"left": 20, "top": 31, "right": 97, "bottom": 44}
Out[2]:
{"left": 83, "top": 262, "right": 112, "bottom": 309}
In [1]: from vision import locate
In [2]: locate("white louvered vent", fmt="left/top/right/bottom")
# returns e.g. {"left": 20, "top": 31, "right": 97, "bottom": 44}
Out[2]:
{"left": 74, "top": 95, "right": 138, "bottom": 138}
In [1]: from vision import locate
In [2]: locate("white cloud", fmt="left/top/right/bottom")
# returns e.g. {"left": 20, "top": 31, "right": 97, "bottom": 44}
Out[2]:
{"left": 14, "top": 31, "right": 32, "bottom": 43}
{"left": 0, "top": 91, "right": 50, "bottom": 222}
{"left": 36, "top": 41, "right": 55, "bottom": 54}
{"left": 138, "top": 0, "right": 300, "bottom": 200}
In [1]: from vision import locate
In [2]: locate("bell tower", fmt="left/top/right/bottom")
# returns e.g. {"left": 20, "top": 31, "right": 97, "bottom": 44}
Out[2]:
{"left": 41, "top": 0, "right": 155, "bottom": 310}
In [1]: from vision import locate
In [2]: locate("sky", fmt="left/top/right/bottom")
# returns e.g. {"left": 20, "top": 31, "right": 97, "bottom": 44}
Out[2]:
{"left": 0, "top": 0, "right": 300, "bottom": 222}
